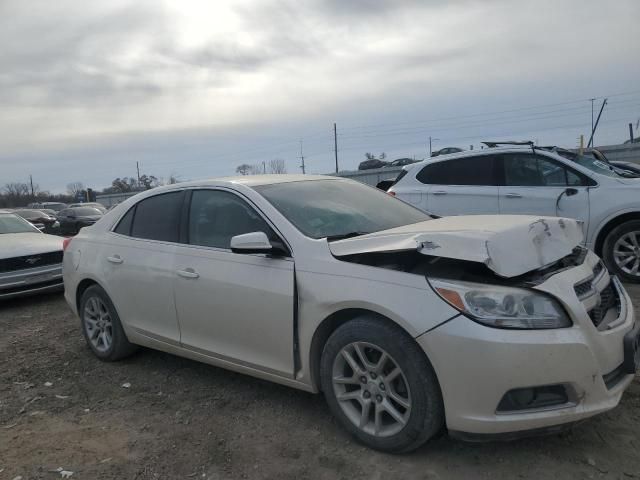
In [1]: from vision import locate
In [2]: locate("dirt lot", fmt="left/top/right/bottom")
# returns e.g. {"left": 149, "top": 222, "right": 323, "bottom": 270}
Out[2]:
{"left": 1, "top": 289, "right": 640, "bottom": 480}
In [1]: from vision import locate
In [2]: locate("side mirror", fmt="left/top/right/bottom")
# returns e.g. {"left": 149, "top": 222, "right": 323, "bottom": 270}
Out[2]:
{"left": 565, "top": 188, "right": 578, "bottom": 197}
{"left": 230, "top": 231, "right": 273, "bottom": 254}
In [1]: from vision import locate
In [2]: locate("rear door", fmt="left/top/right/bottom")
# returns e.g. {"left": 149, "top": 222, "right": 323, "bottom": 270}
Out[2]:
{"left": 497, "top": 153, "right": 591, "bottom": 235}
{"left": 416, "top": 155, "right": 500, "bottom": 216}
{"left": 102, "top": 191, "right": 184, "bottom": 344}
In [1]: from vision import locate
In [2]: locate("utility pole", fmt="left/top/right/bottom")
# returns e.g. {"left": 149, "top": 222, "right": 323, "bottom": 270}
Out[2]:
{"left": 299, "top": 140, "right": 306, "bottom": 174}
{"left": 262, "top": 161, "right": 266, "bottom": 174}
{"left": 590, "top": 98, "right": 595, "bottom": 141}
{"left": 630, "top": 123, "right": 635, "bottom": 144}
{"left": 429, "top": 136, "right": 432, "bottom": 157}
{"left": 587, "top": 98, "right": 607, "bottom": 148}
{"left": 29, "top": 175, "right": 34, "bottom": 197}
{"left": 333, "top": 123, "right": 338, "bottom": 173}
{"left": 136, "top": 161, "right": 141, "bottom": 188}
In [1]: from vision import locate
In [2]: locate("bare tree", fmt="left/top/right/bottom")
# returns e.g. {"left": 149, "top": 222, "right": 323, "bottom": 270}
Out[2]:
{"left": 268, "top": 159, "right": 287, "bottom": 174}
{"left": 2, "top": 182, "right": 31, "bottom": 207}
{"left": 139, "top": 174, "right": 160, "bottom": 190}
{"left": 67, "top": 181, "right": 85, "bottom": 197}
{"left": 235, "top": 164, "right": 253, "bottom": 175}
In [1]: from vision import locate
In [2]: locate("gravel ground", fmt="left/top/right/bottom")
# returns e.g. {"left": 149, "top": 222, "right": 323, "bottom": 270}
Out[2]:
{"left": 1, "top": 288, "right": 640, "bottom": 480}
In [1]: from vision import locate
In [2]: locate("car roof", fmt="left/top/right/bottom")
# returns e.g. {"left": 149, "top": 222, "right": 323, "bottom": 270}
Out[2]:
{"left": 154, "top": 174, "right": 344, "bottom": 191}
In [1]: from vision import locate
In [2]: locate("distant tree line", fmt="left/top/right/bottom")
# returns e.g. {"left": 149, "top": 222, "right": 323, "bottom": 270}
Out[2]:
{"left": 0, "top": 173, "right": 182, "bottom": 208}
{"left": 235, "top": 159, "right": 287, "bottom": 175}
{"left": 0, "top": 182, "right": 74, "bottom": 208}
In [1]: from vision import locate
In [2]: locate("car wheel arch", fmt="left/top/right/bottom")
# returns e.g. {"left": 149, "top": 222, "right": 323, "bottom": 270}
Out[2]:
{"left": 594, "top": 211, "right": 640, "bottom": 256}
{"left": 308, "top": 308, "right": 431, "bottom": 392}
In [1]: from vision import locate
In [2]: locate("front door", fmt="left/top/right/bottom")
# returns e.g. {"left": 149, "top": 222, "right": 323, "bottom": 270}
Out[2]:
{"left": 173, "top": 189, "right": 295, "bottom": 377}
{"left": 497, "top": 153, "right": 591, "bottom": 236}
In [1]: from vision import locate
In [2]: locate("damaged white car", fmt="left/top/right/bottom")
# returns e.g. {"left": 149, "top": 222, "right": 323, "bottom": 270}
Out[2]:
{"left": 63, "top": 175, "right": 640, "bottom": 452}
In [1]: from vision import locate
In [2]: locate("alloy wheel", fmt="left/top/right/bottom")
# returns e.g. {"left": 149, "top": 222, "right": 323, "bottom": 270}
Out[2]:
{"left": 332, "top": 342, "right": 412, "bottom": 437}
{"left": 83, "top": 296, "right": 113, "bottom": 352}
{"left": 613, "top": 231, "right": 640, "bottom": 277}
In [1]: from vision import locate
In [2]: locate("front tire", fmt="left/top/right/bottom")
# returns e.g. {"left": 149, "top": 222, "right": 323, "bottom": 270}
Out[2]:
{"left": 80, "top": 285, "right": 138, "bottom": 361}
{"left": 603, "top": 220, "right": 640, "bottom": 283}
{"left": 320, "top": 317, "right": 444, "bottom": 453}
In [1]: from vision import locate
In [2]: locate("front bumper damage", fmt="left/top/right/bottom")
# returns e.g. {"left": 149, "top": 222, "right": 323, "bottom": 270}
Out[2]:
{"left": 419, "top": 251, "right": 637, "bottom": 437}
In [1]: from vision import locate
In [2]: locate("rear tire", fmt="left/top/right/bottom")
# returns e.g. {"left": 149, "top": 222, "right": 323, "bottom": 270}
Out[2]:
{"left": 602, "top": 220, "right": 640, "bottom": 283}
{"left": 80, "top": 285, "right": 138, "bottom": 361}
{"left": 320, "top": 316, "right": 444, "bottom": 453}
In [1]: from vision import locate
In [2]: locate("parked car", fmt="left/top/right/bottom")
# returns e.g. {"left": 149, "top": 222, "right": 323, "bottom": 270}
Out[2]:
{"left": 63, "top": 175, "right": 639, "bottom": 452}
{"left": 0, "top": 210, "right": 64, "bottom": 299}
{"left": 57, "top": 206, "right": 104, "bottom": 235}
{"left": 13, "top": 209, "right": 60, "bottom": 233}
{"left": 430, "top": 147, "right": 464, "bottom": 157}
{"left": 28, "top": 202, "right": 68, "bottom": 212}
{"left": 358, "top": 159, "right": 389, "bottom": 170}
{"left": 69, "top": 202, "right": 107, "bottom": 214}
{"left": 389, "top": 144, "right": 640, "bottom": 282}
{"left": 386, "top": 158, "right": 418, "bottom": 168}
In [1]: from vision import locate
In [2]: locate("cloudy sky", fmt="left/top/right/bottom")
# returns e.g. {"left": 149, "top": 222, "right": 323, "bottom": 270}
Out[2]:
{"left": 1, "top": 0, "right": 639, "bottom": 193}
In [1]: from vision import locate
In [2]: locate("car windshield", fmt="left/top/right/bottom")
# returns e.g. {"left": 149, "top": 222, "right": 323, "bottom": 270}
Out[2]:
{"left": 15, "top": 210, "right": 44, "bottom": 220}
{"left": 255, "top": 179, "right": 431, "bottom": 239}
{"left": 0, "top": 214, "right": 41, "bottom": 234}
{"left": 556, "top": 151, "right": 624, "bottom": 179}
{"left": 72, "top": 207, "right": 102, "bottom": 216}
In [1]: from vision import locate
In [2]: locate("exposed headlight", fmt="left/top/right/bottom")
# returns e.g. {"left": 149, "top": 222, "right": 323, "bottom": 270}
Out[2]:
{"left": 430, "top": 278, "right": 571, "bottom": 329}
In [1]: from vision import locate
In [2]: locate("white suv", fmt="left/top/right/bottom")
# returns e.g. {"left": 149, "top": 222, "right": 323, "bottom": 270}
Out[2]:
{"left": 389, "top": 145, "right": 640, "bottom": 282}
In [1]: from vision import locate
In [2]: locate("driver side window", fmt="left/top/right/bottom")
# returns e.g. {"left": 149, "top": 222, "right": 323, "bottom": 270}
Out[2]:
{"left": 188, "top": 190, "right": 277, "bottom": 249}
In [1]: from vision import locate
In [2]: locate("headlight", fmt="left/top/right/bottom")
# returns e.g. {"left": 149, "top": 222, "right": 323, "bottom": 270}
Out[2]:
{"left": 430, "top": 278, "right": 571, "bottom": 329}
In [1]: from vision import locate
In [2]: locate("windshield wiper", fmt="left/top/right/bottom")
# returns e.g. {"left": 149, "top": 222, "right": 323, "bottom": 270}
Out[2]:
{"left": 325, "top": 231, "right": 371, "bottom": 242}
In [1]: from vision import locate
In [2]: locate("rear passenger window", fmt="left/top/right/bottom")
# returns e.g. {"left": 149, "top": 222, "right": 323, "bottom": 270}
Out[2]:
{"left": 114, "top": 207, "right": 134, "bottom": 235}
{"left": 416, "top": 156, "right": 497, "bottom": 185}
{"left": 130, "top": 191, "right": 183, "bottom": 242}
{"left": 188, "top": 190, "right": 277, "bottom": 249}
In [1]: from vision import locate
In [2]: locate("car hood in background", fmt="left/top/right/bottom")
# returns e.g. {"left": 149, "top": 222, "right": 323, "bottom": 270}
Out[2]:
{"left": 0, "top": 232, "right": 64, "bottom": 260}
{"left": 329, "top": 215, "right": 584, "bottom": 278}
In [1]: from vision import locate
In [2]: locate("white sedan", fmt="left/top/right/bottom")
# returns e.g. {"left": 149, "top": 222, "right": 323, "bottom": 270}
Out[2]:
{"left": 63, "top": 175, "right": 639, "bottom": 452}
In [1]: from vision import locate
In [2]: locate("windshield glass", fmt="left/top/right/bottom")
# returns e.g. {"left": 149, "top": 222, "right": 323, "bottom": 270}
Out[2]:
{"left": 0, "top": 214, "right": 41, "bottom": 234}
{"left": 15, "top": 210, "right": 44, "bottom": 220}
{"left": 255, "top": 179, "right": 431, "bottom": 239}
{"left": 72, "top": 207, "right": 102, "bottom": 216}
{"left": 556, "top": 151, "right": 624, "bottom": 179}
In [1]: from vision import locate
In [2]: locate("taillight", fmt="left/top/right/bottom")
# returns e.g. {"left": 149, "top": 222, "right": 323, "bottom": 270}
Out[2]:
{"left": 387, "top": 191, "right": 396, "bottom": 196}
{"left": 62, "top": 237, "right": 72, "bottom": 251}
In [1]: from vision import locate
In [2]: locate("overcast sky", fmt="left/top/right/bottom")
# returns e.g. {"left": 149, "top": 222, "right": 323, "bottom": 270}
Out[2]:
{"left": 1, "top": 0, "right": 639, "bottom": 193}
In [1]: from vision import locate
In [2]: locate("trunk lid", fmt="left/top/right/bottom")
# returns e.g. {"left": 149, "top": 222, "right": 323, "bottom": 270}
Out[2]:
{"left": 328, "top": 215, "right": 584, "bottom": 278}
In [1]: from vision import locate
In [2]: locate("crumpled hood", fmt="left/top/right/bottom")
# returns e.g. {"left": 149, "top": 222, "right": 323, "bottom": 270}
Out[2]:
{"left": 0, "top": 232, "right": 64, "bottom": 260}
{"left": 329, "top": 215, "right": 584, "bottom": 278}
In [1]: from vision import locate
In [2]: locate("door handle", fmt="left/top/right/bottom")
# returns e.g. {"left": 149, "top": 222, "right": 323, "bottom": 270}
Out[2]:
{"left": 107, "top": 255, "right": 123, "bottom": 264}
{"left": 432, "top": 190, "right": 447, "bottom": 195}
{"left": 505, "top": 193, "right": 522, "bottom": 198}
{"left": 177, "top": 268, "right": 199, "bottom": 279}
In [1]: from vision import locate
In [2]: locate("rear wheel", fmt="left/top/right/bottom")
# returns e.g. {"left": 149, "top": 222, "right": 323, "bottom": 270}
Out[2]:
{"left": 80, "top": 285, "right": 138, "bottom": 361}
{"left": 320, "top": 317, "right": 444, "bottom": 452}
{"left": 603, "top": 220, "right": 640, "bottom": 283}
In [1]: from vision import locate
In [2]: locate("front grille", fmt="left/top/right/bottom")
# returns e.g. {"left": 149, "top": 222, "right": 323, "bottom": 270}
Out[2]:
{"left": 0, "top": 251, "right": 63, "bottom": 273}
{"left": 574, "top": 279, "right": 592, "bottom": 298}
{"left": 588, "top": 282, "right": 620, "bottom": 328}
